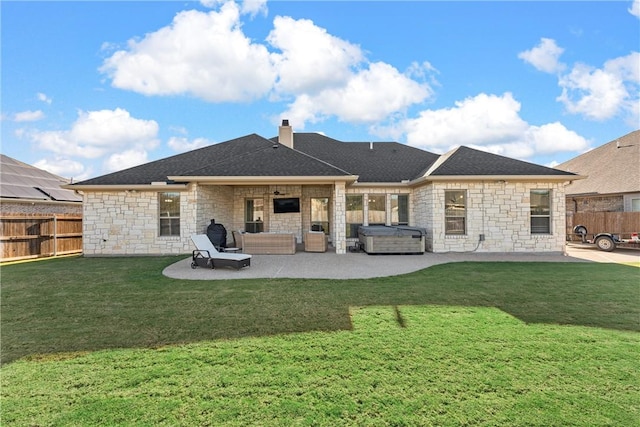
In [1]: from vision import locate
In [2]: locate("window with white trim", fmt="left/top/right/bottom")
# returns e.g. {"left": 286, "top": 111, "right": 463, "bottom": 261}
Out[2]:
{"left": 445, "top": 190, "right": 466, "bottom": 235}
{"left": 159, "top": 192, "right": 180, "bottom": 236}
{"left": 530, "top": 189, "right": 551, "bottom": 234}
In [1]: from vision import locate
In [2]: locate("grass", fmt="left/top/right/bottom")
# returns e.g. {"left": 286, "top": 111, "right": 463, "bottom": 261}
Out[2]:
{"left": 1, "top": 256, "right": 639, "bottom": 426}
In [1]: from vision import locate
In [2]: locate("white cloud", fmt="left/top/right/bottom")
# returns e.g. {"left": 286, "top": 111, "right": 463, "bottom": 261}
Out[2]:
{"left": 99, "top": 4, "right": 434, "bottom": 129}
{"left": 104, "top": 149, "right": 149, "bottom": 172}
{"left": 29, "top": 108, "right": 159, "bottom": 160}
{"left": 33, "top": 157, "right": 90, "bottom": 181}
{"left": 37, "top": 92, "right": 52, "bottom": 104}
{"left": 267, "top": 16, "right": 365, "bottom": 95}
{"left": 240, "top": 0, "right": 268, "bottom": 17}
{"left": 557, "top": 51, "right": 639, "bottom": 121}
{"left": 392, "top": 92, "right": 588, "bottom": 160}
{"left": 518, "top": 38, "right": 565, "bottom": 73}
{"left": 14, "top": 110, "right": 44, "bottom": 122}
{"left": 282, "top": 62, "right": 434, "bottom": 128}
{"left": 167, "top": 136, "right": 213, "bottom": 152}
{"left": 630, "top": 0, "right": 640, "bottom": 18}
{"left": 100, "top": 3, "right": 276, "bottom": 102}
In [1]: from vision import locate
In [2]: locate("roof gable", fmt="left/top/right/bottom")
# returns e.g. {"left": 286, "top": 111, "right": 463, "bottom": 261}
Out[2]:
{"left": 428, "top": 146, "right": 576, "bottom": 177}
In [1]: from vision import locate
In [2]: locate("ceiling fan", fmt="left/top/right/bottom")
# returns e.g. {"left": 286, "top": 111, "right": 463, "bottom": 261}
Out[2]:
{"left": 273, "top": 185, "right": 287, "bottom": 196}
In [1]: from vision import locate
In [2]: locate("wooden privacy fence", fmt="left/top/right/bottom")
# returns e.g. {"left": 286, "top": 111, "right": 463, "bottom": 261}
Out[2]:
{"left": 0, "top": 214, "right": 82, "bottom": 262}
{"left": 566, "top": 212, "right": 640, "bottom": 236}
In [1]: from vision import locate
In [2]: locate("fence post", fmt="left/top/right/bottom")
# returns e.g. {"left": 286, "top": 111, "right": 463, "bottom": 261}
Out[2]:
{"left": 53, "top": 215, "right": 58, "bottom": 256}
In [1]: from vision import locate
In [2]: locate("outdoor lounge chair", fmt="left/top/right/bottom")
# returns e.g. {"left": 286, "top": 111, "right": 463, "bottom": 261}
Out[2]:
{"left": 190, "top": 234, "right": 251, "bottom": 270}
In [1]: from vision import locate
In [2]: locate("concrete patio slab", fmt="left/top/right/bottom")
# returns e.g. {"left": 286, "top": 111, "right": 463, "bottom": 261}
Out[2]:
{"left": 161, "top": 244, "right": 639, "bottom": 281}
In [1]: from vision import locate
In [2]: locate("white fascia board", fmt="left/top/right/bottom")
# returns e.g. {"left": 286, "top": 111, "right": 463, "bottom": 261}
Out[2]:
{"left": 60, "top": 184, "right": 189, "bottom": 191}
{"left": 409, "top": 175, "right": 586, "bottom": 186}
{"left": 349, "top": 181, "right": 412, "bottom": 188}
{"left": 168, "top": 175, "right": 359, "bottom": 185}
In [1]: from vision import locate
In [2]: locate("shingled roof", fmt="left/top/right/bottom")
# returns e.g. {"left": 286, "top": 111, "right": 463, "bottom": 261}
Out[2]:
{"left": 75, "top": 134, "right": 352, "bottom": 186}
{"left": 273, "top": 133, "right": 441, "bottom": 182}
{"left": 71, "top": 130, "right": 577, "bottom": 187}
{"left": 428, "top": 146, "right": 576, "bottom": 177}
{"left": 557, "top": 130, "right": 639, "bottom": 196}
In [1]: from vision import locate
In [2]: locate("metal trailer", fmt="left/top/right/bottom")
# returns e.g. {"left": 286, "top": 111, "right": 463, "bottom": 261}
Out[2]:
{"left": 570, "top": 225, "right": 640, "bottom": 252}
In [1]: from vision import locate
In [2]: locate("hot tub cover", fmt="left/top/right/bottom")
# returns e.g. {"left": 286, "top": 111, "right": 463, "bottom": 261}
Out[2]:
{"left": 358, "top": 225, "right": 426, "bottom": 237}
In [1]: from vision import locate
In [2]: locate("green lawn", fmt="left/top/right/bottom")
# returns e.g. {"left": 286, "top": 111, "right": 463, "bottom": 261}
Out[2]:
{"left": 1, "top": 256, "right": 639, "bottom": 426}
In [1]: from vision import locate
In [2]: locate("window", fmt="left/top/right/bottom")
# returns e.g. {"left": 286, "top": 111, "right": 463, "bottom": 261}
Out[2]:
{"left": 245, "top": 198, "right": 264, "bottom": 233}
{"left": 159, "top": 192, "right": 180, "bottom": 236}
{"left": 311, "top": 197, "right": 329, "bottom": 234}
{"left": 445, "top": 190, "right": 466, "bottom": 235}
{"left": 531, "top": 189, "right": 551, "bottom": 234}
{"left": 391, "top": 194, "right": 409, "bottom": 225}
{"left": 367, "top": 195, "right": 386, "bottom": 225}
{"left": 345, "top": 194, "right": 363, "bottom": 238}
{"left": 632, "top": 198, "right": 640, "bottom": 212}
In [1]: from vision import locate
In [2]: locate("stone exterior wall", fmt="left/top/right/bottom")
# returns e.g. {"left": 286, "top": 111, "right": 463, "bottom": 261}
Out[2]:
{"left": 332, "top": 182, "right": 346, "bottom": 254}
{"left": 427, "top": 181, "right": 566, "bottom": 253}
{"left": 82, "top": 180, "right": 567, "bottom": 256}
{"left": 412, "top": 186, "right": 433, "bottom": 251}
{"left": 268, "top": 185, "right": 303, "bottom": 240}
{"left": 195, "top": 185, "right": 235, "bottom": 240}
{"left": 83, "top": 187, "right": 198, "bottom": 256}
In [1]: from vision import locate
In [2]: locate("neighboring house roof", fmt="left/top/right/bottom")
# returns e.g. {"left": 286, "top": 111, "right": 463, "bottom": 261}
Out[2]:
{"left": 557, "top": 130, "right": 639, "bottom": 196}
{"left": 70, "top": 131, "right": 577, "bottom": 188}
{"left": 0, "top": 154, "right": 82, "bottom": 202}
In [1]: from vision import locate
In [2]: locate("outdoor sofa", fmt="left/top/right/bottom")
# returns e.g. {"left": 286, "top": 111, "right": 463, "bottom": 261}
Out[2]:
{"left": 240, "top": 232, "right": 296, "bottom": 255}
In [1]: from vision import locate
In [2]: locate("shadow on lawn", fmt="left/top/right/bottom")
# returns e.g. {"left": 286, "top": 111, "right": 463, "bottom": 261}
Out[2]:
{"left": 1, "top": 257, "right": 638, "bottom": 364}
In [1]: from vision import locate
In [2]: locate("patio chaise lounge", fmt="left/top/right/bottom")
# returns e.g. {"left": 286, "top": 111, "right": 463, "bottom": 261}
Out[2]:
{"left": 190, "top": 234, "right": 252, "bottom": 270}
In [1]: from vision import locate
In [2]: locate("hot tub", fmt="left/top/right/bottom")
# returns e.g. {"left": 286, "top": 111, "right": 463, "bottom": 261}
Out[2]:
{"left": 358, "top": 226, "right": 427, "bottom": 254}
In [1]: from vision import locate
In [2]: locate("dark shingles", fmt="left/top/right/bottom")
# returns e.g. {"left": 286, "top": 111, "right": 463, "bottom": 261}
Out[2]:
{"left": 74, "top": 132, "right": 578, "bottom": 186}
{"left": 430, "top": 146, "right": 576, "bottom": 176}
{"left": 275, "top": 133, "right": 440, "bottom": 182}
{"left": 73, "top": 134, "right": 350, "bottom": 186}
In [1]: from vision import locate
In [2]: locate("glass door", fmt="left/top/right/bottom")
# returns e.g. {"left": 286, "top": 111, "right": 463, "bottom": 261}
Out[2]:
{"left": 310, "top": 197, "right": 329, "bottom": 234}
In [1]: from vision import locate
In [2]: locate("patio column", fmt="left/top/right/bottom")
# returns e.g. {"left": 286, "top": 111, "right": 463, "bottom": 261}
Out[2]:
{"left": 332, "top": 181, "right": 346, "bottom": 254}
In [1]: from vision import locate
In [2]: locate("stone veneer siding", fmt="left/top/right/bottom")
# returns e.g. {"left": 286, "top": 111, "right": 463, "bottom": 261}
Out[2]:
{"left": 332, "top": 182, "right": 346, "bottom": 254}
{"left": 82, "top": 180, "right": 567, "bottom": 256}
{"left": 426, "top": 181, "right": 566, "bottom": 253}
{"left": 83, "top": 187, "right": 198, "bottom": 255}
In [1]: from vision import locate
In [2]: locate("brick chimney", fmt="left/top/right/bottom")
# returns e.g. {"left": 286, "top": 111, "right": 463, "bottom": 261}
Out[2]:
{"left": 278, "top": 119, "right": 293, "bottom": 149}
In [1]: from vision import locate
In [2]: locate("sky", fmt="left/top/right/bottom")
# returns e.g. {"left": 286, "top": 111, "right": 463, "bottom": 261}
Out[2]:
{"left": 2, "top": 0, "right": 639, "bottom": 182}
